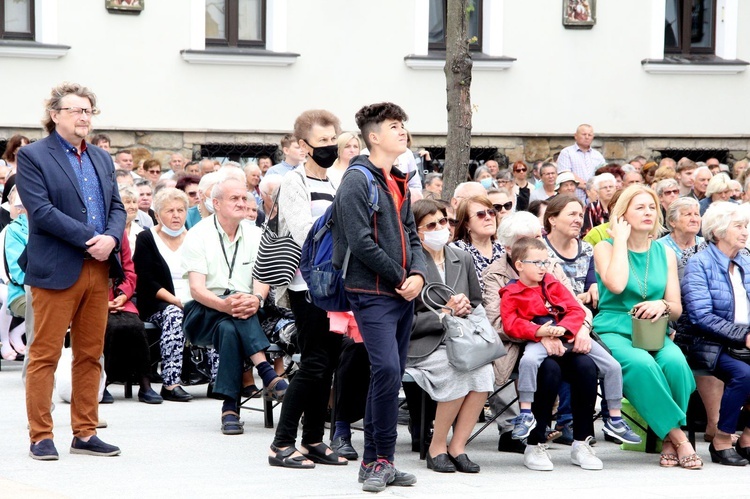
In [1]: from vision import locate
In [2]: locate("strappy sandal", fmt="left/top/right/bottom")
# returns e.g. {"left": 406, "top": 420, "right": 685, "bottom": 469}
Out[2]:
{"left": 268, "top": 444, "right": 315, "bottom": 469}
{"left": 675, "top": 439, "right": 703, "bottom": 470}
{"left": 263, "top": 376, "right": 288, "bottom": 402}
{"left": 221, "top": 412, "right": 244, "bottom": 435}
{"left": 300, "top": 442, "right": 348, "bottom": 466}
{"left": 659, "top": 439, "right": 679, "bottom": 468}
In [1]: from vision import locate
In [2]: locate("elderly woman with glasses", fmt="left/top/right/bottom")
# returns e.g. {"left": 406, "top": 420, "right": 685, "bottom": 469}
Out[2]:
{"left": 450, "top": 195, "right": 503, "bottom": 289}
{"left": 405, "top": 199, "right": 494, "bottom": 473}
{"left": 699, "top": 174, "right": 735, "bottom": 216}
{"left": 658, "top": 197, "right": 704, "bottom": 259}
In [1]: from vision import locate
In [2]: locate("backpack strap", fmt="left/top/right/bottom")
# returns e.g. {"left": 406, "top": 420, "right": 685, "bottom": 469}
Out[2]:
{"left": 346, "top": 165, "right": 379, "bottom": 215}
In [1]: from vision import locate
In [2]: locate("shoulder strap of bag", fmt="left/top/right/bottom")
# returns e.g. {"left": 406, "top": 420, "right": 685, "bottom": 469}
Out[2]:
{"left": 419, "top": 281, "right": 458, "bottom": 317}
{"left": 261, "top": 186, "right": 281, "bottom": 234}
{"left": 340, "top": 165, "right": 380, "bottom": 279}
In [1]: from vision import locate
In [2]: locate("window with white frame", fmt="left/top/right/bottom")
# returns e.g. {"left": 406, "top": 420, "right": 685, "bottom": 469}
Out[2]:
{"left": 206, "top": 0, "right": 265, "bottom": 48}
{"left": 428, "top": 0, "right": 482, "bottom": 52}
{"left": 664, "top": 0, "right": 716, "bottom": 56}
{"left": 1, "top": 0, "right": 34, "bottom": 40}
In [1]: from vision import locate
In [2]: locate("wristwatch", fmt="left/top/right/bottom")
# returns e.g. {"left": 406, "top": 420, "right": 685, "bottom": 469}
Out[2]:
{"left": 254, "top": 294, "right": 265, "bottom": 308}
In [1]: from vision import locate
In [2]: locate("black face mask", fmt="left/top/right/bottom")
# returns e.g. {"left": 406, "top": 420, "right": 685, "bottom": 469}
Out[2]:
{"left": 305, "top": 142, "right": 338, "bottom": 169}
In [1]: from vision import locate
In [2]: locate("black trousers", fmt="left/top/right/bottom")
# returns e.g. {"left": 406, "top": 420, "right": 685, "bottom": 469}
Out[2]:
{"left": 528, "top": 352, "right": 598, "bottom": 446}
{"left": 273, "top": 290, "right": 342, "bottom": 447}
{"left": 103, "top": 311, "right": 150, "bottom": 383}
{"left": 334, "top": 337, "right": 371, "bottom": 424}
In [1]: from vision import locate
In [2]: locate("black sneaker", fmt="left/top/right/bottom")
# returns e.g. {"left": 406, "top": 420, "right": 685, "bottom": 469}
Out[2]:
{"left": 29, "top": 438, "right": 59, "bottom": 461}
{"left": 70, "top": 436, "right": 121, "bottom": 457}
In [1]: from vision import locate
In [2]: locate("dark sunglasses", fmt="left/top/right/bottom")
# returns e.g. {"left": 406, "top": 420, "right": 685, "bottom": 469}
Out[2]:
{"left": 447, "top": 218, "right": 459, "bottom": 227}
{"left": 514, "top": 168, "right": 527, "bottom": 173}
{"left": 418, "top": 217, "right": 449, "bottom": 231}
{"left": 472, "top": 209, "right": 497, "bottom": 220}
{"left": 493, "top": 202, "right": 513, "bottom": 212}
{"left": 662, "top": 189, "right": 680, "bottom": 196}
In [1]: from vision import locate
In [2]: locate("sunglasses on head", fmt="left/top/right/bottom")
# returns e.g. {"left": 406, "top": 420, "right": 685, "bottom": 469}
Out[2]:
{"left": 493, "top": 202, "right": 513, "bottom": 212}
{"left": 514, "top": 168, "right": 527, "bottom": 173}
{"left": 472, "top": 209, "right": 497, "bottom": 220}
{"left": 418, "top": 217, "right": 449, "bottom": 231}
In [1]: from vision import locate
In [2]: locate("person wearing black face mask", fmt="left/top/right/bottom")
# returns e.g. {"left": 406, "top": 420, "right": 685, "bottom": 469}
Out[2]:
{"left": 267, "top": 110, "right": 349, "bottom": 469}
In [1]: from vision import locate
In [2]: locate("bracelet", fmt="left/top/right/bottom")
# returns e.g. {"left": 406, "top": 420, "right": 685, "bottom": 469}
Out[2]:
{"left": 661, "top": 299, "right": 670, "bottom": 316}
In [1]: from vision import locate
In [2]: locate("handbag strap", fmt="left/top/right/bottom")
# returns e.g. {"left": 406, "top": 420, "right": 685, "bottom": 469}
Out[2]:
{"left": 261, "top": 187, "right": 282, "bottom": 234}
{"left": 419, "top": 281, "right": 458, "bottom": 317}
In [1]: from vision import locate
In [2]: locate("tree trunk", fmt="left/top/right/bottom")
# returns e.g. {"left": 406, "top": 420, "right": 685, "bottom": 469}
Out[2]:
{"left": 442, "top": 0, "right": 473, "bottom": 201}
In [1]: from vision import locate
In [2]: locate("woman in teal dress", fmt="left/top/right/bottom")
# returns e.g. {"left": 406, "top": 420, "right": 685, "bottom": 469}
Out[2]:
{"left": 593, "top": 185, "right": 701, "bottom": 470}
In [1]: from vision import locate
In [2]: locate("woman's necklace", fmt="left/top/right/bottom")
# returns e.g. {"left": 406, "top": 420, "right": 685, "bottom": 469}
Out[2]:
{"left": 305, "top": 166, "right": 325, "bottom": 181}
{"left": 627, "top": 242, "right": 651, "bottom": 299}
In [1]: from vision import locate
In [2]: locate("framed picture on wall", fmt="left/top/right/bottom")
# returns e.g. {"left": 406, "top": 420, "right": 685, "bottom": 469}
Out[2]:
{"left": 563, "top": 0, "right": 596, "bottom": 29}
{"left": 106, "top": 0, "right": 144, "bottom": 13}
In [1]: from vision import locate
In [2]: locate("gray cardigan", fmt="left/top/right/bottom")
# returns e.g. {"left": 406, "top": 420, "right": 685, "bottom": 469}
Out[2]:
{"left": 408, "top": 245, "right": 484, "bottom": 359}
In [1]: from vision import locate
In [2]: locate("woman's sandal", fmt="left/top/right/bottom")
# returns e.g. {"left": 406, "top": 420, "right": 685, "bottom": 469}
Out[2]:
{"left": 263, "top": 377, "right": 287, "bottom": 402}
{"left": 675, "top": 439, "right": 703, "bottom": 470}
{"left": 659, "top": 439, "right": 679, "bottom": 467}
{"left": 300, "top": 442, "right": 348, "bottom": 465}
{"left": 268, "top": 444, "right": 316, "bottom": 469}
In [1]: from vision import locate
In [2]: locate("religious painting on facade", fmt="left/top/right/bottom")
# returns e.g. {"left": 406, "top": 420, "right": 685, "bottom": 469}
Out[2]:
{"left": 563, "top": 0, "right": 596, "bottom": 29}
{"left": 106, "top": 0, "right": 144, "bottom": 13}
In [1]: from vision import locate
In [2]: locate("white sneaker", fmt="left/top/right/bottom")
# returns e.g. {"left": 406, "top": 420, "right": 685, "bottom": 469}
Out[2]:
{"left": 524, "top": 443, "right": 553, "bottom": 471}
{"left": 571, "top": 436, "right": 603, "bottom": 470}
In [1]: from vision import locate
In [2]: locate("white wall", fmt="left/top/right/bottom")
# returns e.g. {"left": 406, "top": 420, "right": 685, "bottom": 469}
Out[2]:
{"left": 0, "top": 0, "right": 747, "bottom": 137}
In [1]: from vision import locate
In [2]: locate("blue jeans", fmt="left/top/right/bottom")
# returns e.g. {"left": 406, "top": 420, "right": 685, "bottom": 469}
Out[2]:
{"left": 348, "top": 292, "right": 414, "bottom": 463}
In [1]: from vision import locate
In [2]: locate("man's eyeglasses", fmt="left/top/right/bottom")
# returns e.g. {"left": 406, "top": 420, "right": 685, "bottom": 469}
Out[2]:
{"left": 472, "top": 209, "right": 497, "bottom": 220}
{"left": 418, "top": 217, "right": 449, "bottom": 231}
{"left": 493, "top": 202, "right": 513, "bottom": 212}
{"left": 661, "top": 189, "right": 680, "bottom": 196}
{"left": 56, "top": 107, "right": 99, "bottom": 117}
{"left": 521, "top": 259, "right": 551, "bottom": 269}
{"left": 514, "top": 168, "right": 527, "bottom": 173}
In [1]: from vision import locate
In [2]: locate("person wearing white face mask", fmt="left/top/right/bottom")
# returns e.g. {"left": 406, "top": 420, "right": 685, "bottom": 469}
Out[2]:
{"left": 185, "top": 171, "right": 220, "bottom": 229}
{"left": 403, "top": 199, "right": 494, "bottom": 474}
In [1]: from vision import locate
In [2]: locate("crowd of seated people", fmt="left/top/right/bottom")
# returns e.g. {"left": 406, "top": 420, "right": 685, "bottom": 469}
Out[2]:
{"left": 4, "top": 123, "right": 750, "bottom": 480}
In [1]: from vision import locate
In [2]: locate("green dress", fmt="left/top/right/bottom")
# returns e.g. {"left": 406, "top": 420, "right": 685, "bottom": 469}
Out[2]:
{"left": 593, "top": 239, "right": 695, "bottom": 439}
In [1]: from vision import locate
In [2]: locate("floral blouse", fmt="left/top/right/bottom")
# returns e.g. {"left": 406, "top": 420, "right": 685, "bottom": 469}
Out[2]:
{"left": 450, "top": 239, "right": 504, "bottom": 291}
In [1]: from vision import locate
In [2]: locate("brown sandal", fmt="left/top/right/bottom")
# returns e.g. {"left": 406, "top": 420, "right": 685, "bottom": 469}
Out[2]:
{"left": 675, "top": 440, "right": 703, "bottom": 470}
{"left": 659, "top": 439, "right": 678, "bottom": 468}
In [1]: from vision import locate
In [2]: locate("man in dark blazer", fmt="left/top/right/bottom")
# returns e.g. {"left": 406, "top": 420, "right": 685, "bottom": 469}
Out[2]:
{"left": 17, "top": 83, "right": 126, "bottom": 461}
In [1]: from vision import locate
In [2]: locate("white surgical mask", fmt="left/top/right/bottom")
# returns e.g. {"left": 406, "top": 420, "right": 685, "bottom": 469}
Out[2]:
{"left": 423, "top": 228, "right": 450, "bottom": 251}
{"left": 161, "top": 224, "right": 186, "bottom": 237}
{"left": 204, "top": 195, "right": 215, "bottom": 214}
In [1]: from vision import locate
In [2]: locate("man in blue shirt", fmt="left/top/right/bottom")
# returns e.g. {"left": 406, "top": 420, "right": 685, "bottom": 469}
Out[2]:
{"left": 265, "top": 134, "right": 306, "bottom": 176}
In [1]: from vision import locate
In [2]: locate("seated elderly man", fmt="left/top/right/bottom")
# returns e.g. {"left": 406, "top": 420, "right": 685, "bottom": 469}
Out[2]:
{"left": 181, "top": 175, "right": 287, "bottom": 435}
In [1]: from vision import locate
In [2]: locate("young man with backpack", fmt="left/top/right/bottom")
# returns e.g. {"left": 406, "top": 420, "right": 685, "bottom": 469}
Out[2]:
{"left": 332, "top": 102, "right": 427, "bottom": 492}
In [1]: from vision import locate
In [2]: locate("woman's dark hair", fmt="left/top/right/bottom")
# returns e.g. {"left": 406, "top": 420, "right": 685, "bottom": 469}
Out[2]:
{"left": 543, "top": 194, "right": 584, "bottom": 234}
{"left": 2, "top": 134, "right": 30, "bottom": 163}
{"left": 527, "top": 199, "right": 549, "bottom": 218}
{"left": 175, "top": 174, "right": 201, "bottom": 192}
{"left": 453, "top": 195, "right": 495, "bottom": 243}
{"left": 412, "top": 199, "right": 447, "bottom": 227}
{"left": 595, "top": 163, "right": 625, "bottom": 181}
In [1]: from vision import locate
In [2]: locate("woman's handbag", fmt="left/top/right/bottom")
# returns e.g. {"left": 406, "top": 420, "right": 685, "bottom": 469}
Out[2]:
{"left": 630, "top": 309, "right": 668, "bottom": 351}
{"left": 252, "top": 188, "right": 302, "bottom": 287}
{"left": 421, "top": 282, "right": 506, "bottom": 372}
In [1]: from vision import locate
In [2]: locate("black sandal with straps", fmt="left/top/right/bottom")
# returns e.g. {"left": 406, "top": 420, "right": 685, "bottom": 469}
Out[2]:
{"left": 268, "top": 444, "right": 316, "bottom": 469}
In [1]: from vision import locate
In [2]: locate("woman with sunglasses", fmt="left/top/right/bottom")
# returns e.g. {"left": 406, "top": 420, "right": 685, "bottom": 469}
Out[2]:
{"left": 450, "top": 196, "right": 503, "bottom": 290}
{"left": 405, "top": 199, "right": 494, "bottom": 473}
{"left": 511, "top": 161, "right": 531, "bottom": 212}
{"left": 487, "top": 188, "right": 515, "bottom": 228}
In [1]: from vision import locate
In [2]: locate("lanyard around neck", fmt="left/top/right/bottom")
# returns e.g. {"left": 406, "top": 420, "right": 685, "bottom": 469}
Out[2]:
{"left": 214, "top": 216, "right": 240, "bottom": 280}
